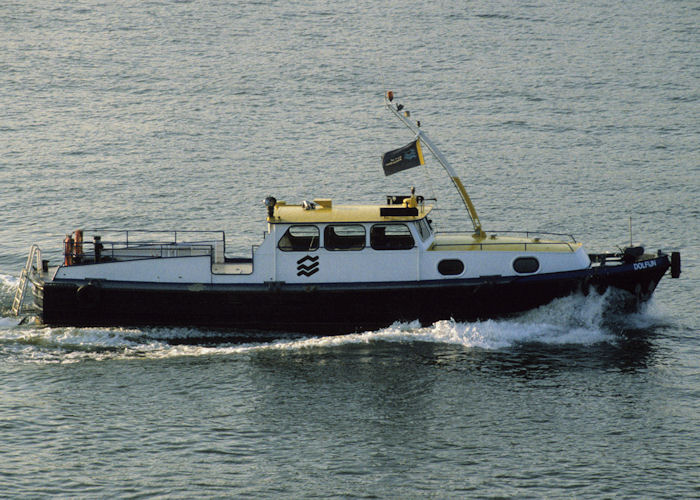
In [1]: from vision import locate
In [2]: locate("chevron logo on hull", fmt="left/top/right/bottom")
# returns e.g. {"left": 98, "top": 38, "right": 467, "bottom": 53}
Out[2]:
{"left": 297, "top": 255, "right": 319, "bottom": 277}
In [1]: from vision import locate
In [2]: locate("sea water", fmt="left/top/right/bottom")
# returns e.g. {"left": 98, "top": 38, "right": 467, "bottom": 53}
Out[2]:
{"left": 1, "top": 0, "right": 698, "bottom": 497}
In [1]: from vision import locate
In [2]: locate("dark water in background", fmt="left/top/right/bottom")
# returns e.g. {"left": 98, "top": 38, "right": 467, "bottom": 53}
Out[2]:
{"left": 1, "top": 0, "right": 698, "bottom": 497}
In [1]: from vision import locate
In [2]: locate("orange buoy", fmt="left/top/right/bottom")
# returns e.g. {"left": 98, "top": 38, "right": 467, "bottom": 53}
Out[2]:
{"left": 63, "top": 235, "right": 74, "bottom": 266}
{"left": 73, "top": 229, "right": 83, "bottom": 263}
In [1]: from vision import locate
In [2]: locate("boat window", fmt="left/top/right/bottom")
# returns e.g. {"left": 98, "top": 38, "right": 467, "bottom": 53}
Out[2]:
{"left": 370, "top": 224, "right": 415, "bottom": 250}
{"left": 438, "top": 259, "right": 464, "bottom": 276}
{"left": 278, "top": 225, "right": 319, "bottom": 252}
{"left": 324, "top": 225, "right": 365, "bottom": 251}
{"left": 513, "top": 257, "right": 540, "bottom": 274}
{"left": 416, "top": 218, "right": 432, "bottom": 241}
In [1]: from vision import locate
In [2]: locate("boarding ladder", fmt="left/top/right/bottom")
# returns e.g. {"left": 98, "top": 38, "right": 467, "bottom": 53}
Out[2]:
{"left": 11, "top": 244, "right": 42, "bottom": 316}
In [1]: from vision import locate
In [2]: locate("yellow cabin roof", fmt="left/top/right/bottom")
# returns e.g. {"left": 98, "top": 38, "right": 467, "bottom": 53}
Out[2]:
{"left": 269, "top": 199, "right": 433, "bottom": 224}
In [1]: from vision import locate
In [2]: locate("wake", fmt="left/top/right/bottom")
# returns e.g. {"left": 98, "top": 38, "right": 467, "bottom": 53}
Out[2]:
{"left": 0, "top": 288, "right": 668, "bottom": 364}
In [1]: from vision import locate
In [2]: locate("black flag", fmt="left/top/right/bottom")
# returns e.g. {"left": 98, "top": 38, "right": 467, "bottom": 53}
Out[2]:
{"left": 381, "top": 139, "right": 425, "bottom": 176}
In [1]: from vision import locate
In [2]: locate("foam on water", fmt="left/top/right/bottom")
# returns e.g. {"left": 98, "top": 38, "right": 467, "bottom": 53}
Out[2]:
{"left": 0, "top": 275, "right": 19, "bottom": 321}
{"left": 1, "top": 274, "right": 18, "bottom": 288}
{"left": 0, "top": 317, "right": 21, "bottom": 328}
{"left": 0, "top": 290, "right": 664, "bottom": 364}
{"left": 0, "top": 274, "right": 18, "bottom": 301}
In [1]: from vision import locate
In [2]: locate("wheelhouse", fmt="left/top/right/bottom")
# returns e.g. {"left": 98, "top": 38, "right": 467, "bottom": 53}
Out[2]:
{"left": 264, "top": 195, "right": 434, "bottom": 283}
{"left": 268, "top": 196, "right": 433, "bottom": 250}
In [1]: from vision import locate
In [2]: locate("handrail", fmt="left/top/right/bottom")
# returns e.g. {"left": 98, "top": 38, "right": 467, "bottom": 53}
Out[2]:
{"left": 430, "top": 239, "right": 576, "bottom": 252}
{"left": 11, "top": 244, "right": 42, "bottom": 316}
{"left": 87, "top": 228, "right": 226, "bottom": 246}
{"left": 436, "top": 229, "right": 578, "bottom": 243}
{"left": 58, "top": 228, "right": 227, "bottom": 266}
{"left": 68, "top": 242, "right": 219, "bottom": 265}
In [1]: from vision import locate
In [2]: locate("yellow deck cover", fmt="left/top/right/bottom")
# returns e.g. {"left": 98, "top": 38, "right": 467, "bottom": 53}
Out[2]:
{"left": 271, "top": 202, "right": 432, "bottom": 224}
{"left": 430, "top": 233, "right": 580, "bottom": 252}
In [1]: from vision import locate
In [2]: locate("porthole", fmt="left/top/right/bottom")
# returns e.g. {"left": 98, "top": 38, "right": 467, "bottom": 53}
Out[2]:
{"left": 513, "top": 257, "right": 540, "bottom": 274}
{"left": 438, "top": 259, "right": 464, "bottom": 276}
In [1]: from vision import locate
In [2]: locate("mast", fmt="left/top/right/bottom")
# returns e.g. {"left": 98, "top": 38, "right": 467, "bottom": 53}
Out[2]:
{"left": 384, "top": 91, "right": 485, "bottom": 238}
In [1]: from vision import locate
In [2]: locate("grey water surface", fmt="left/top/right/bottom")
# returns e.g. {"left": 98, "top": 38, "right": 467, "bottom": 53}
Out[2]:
{"left": 1, "top": 0, "right": 698, "bottom": 497}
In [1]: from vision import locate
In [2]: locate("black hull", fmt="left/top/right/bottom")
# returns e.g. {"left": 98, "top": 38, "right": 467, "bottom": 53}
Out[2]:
{"left": 37, "top": 255, "right": 671, "bottom": 335}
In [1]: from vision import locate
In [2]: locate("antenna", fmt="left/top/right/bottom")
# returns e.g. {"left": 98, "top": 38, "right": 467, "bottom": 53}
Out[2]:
{"left": 629, "top": 216, "right": 633, "bottom": 247}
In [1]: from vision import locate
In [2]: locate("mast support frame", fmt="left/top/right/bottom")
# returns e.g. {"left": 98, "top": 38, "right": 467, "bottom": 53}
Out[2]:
{"left": 384, "top": 93, "right": 485, "bottom": 238}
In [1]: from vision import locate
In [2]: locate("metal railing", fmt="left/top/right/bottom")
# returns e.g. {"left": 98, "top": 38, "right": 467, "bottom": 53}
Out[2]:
{"left": 11, "top": 244, "right": 42, "bottom": 316}
{"left": 63, "top": 229, "right": 226, "bottom": 266}
{"left": 436, "top": 229, "right": 577, "bottom": 242}
{"left": 432, "top": 230, "right": 578, "bottom": 252}
{"left": 90, "top": 229, "right": 226, "bottom": 246}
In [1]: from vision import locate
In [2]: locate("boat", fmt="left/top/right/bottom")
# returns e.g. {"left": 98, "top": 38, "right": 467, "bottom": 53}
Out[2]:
{"left": 11, "top": 91, "right": 681, "bottom": 334}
